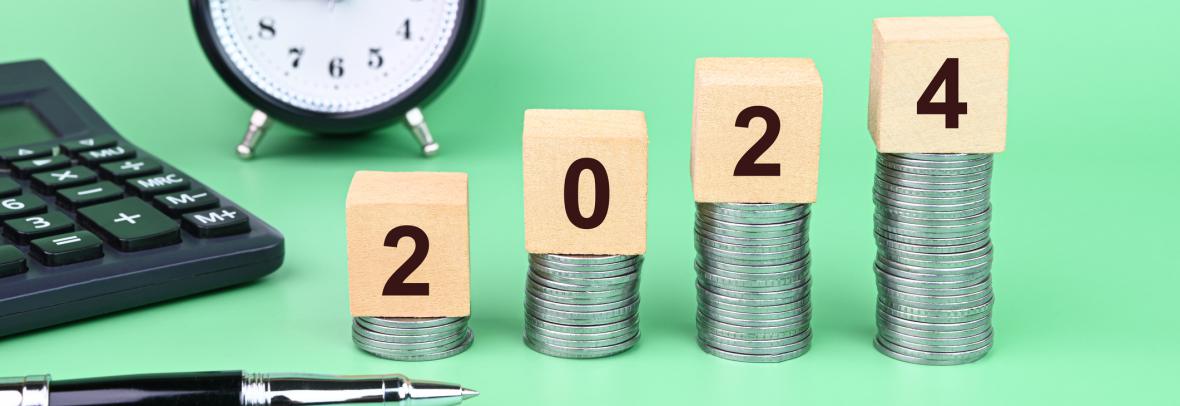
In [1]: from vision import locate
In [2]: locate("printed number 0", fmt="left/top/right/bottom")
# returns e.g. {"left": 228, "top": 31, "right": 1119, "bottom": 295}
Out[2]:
{"left": 382, "top": 225, "right": 430, "bottom": 296}
{"left": 733, "top": 106, "right": 781, "bottom": 176}
{"left": 563, "top": 158, "right": 609, "bottom": 229}
{"left": 917, "top": 58, "right": 969, "bottom": 128}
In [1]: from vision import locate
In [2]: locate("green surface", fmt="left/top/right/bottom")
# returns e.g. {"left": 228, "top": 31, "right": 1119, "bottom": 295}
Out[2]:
{"left": 2, "top": 1, "right": 1177, "bottom": 404}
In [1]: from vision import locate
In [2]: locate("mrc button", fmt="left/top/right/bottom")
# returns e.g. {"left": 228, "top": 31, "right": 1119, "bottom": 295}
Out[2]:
{"left": 127, "top": 172, "right": 190, "bottom": 196}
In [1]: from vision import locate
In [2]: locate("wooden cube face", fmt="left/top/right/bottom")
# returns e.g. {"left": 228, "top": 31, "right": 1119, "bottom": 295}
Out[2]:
{"left": 691, "top": 58, "right": 824, "bottom": 203}
{"left": 345, "top": 171, "right": 469, "bottom": 317}
{"left": 868, "top": 16, "right": 1010, "bottom": 153}
{"left": 522, "top": 109, "right": 648, "bottom": 255}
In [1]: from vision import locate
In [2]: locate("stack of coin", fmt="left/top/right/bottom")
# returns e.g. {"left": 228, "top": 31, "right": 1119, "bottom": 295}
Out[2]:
{"left": 694, "top": 203, "right": 813, "bottom": 363}
{"left": 523, "top": 254, "right": 642, "bottom": 359}
{"left": 352, "top": 316, "right": 474, "bottom": 361}
{"left": 872, "top": 153, "right": 995, "bottom": 365}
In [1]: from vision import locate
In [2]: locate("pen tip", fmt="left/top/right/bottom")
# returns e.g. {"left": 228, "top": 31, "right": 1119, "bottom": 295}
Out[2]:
{"left": 461, "top": 387, "right": 479, "bottom": 400}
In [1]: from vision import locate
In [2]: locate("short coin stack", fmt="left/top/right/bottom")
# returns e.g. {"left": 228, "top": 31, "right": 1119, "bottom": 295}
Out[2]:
{"left": 695, "top": 203, "right": 813, "bottom": 363}
{"left": 872, "top": 153, "right": 996, "bottom": 365}
{"left": 523, "top": 254, "right": 642, "bottom": 358}
{"left": 352, "top": 316, "right": 474, "bottom": 361}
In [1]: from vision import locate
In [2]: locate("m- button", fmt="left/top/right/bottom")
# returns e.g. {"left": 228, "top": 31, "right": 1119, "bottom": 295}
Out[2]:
{"left": 78, "top": 198, "right": 180, "bottom": 251}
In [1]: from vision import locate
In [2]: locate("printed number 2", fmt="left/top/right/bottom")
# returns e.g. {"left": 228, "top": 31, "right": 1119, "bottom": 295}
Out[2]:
{"left": 382, "top": 225, "right": 429, "bottom": 296}
{"left": 917, "top": 58, "right": 969, "bottom": 128}
{"left": 564, "top": 158, "right": 609, "bottom": 229}
{"left": 733, "top": 106, "right": 781, "bottom": 177}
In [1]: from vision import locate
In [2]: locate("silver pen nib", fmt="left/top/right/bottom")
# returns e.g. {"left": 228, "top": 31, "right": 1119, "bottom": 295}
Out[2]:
{"left": 461, "top": 388, "right": 479, "bottom": 400}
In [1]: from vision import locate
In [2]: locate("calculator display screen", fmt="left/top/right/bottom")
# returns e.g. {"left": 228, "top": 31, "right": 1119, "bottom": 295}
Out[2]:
{"left": 0, "top": 104, "right": 56, "bottom": 148}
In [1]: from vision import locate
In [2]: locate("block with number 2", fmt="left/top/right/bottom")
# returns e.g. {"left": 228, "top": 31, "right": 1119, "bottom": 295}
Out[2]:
{"left": 346, "top": 171, "right": 470, "bottom": 318}
{"left": 691, "top": 58, "right": 824, "bottom": 203}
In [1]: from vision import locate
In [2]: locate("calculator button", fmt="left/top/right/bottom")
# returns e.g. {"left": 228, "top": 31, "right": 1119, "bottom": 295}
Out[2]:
{"left": 0, "top": 245, "right": 26, "bottom": 277}
{"left": 126, "top": 172, "right": 189, "bottom": 197}
{"left": 60, "top": 135, "right": 117, "bottom": 156}
{"left": 0, "top": 195, "right": 48, "bottom": 220}
{"left": 99, "top": 158, "right": 162, "bottom": 182}
{"left": 182, "top": 206, "right": 250, "bottom": 238}
{"left": 0, "top": 146, "right": 52, "bottom": 164}
{"left": 0, "top": 178, "right": 20, "bottom": 197}
{"left": 56, "top": 181, "right": 124, "bottom": 210}
{"left": 77, "top": 144, "right": 136, "bottom": 165}
{"left": 30, "top": 231, "right": 103, "bottom": 266}
{"left": 153, "top": 188, "right": 218, "bottom": 217}
{"left": 31, "top": 166, "right": 98, "bottom": 193}
{"left": 78, "top": 198, "right": 180, "bottom": 252}
{"left": 11, "top": 155, "right": 71, "bottom": 178}
{"left": 4, "top": 212, "right": 75, "bottom": 245}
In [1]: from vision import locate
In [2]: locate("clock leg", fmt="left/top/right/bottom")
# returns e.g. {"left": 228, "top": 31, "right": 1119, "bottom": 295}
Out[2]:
{"left": 236, "top": 109, "right": 271, "bottom": 160}
{"left": 405, "top": 107, "right": 439, "bottom": 157}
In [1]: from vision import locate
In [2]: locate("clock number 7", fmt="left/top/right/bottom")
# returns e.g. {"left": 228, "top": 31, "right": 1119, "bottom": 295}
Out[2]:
{"left": 917, "top": 58, "right": 969, "bottom": 128}
{"left": 288, "top": 47, "right": 304, "bottom": 68}
{"left": 382, "top": 225, "right": 430, "bottom": 296}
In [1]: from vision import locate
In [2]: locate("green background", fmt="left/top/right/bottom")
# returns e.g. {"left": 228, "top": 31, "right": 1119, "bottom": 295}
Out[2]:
{"left": 2, "top": 1, "right": 1177, "bottom": 404}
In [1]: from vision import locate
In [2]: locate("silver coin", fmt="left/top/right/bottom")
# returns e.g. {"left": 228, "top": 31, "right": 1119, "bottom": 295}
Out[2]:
{"left": 877, "top": 316, "right": 992, "bottom": 340}
{"left": 529, "top": 260, "right": 639, "bottom": 280}
{"left": 698, "top": 338, "right": 810, "bottom": 363}
{"left": 875, "top": 234, "right": 990, "bottom": 254}
{"left": 533, "top": 253, "right": 636, "bottom": 266}
{"left": 696, "top": 266, "right": 808, "bottom": 290}
{"left": 698, "top": 307, "right": 811, "bottom": 328}
{"left": 878, "top": 325, "right": 993, "bottom": 347}
{"left": 361, "top": 316, "right": 466, "bottom": 329}
{"left": 353, "top": 326, "right": 470, "bottom": 351}
{"left": 877, "top": 166, "right": 992, "bottom": 184}
{"left": 696, "top": 254, "right": 810, "bottom": 274}
{"left": 528, "top": 320, "right": 638, "bottom": 342}
{"left": 526, "top": 315, "right": 639, "bottom": 335}
{"left": 876, "top": 229, "right": 990, "bottom": 247}
{"left": 527, "top": 292, "right": 639, "bottom": 313}
{"left": 699, "top": 203, "right": 810, "bottom": 219}
{"left": 881, "top": 246, "right": 993, "bottom": 269}
{"left": 356, "top": 330, "right": 474, "bottom": 362}
{"left": 878, "top": 158, "right": 993, "bottom": 176}
{"left": 703, "top": 202, "right": 808, "bottom": 212}
{"left": 528, "top": 272, "right": 635, "bottom": 292}
{"left": 879, "top": 330, "right": 993, "bottom": 354}
{"left": 695, "top": 215, "right": 809, "bottom": 236}
{"left": 524, "top": 332, "right": 639, "bottom": 359}
{"left": 698, "top": 298, "right": 810, "bottom": 321}
{"left": 353, "top": 319, "right": 469, "bottom": 343}
{"left": 699, "top": 280, "right": 810, "bottom": 301}
{"left": 875, "top": 178, "right": 990, "bottom": 199}
{"left": 698, "top": 291, "right": 810, "bottom": 314}
{"left": 873, "top": 338, "right": 989, "bottom": 366}
{"left": 876, "top": 257, "right": 992, "bottom": 278}
{"left": 527, "top": 274, "right": 637, "bottom": 299}
{"left": 887, "top": 153, "right": 991, "bottom": 163}
{"left": 526, "top": 295, "right": 638, "bottom": 321}
{"left": 526, "top": 285, "right": 635, "bottom": 306}
{"left": 877, "top": 172, "right": 991, "bottom": 192}
{"left": 699, "top": 330, "right": 811, "bottom": 355}
{"left": 697, "top": 244, "right": 810, "bottom": 266}
{"left": 529, "top": 265, "right": 639, "bottom": 287}
{"left": 695, "top": 232, "right": 809, "bottom": 254}
{"left": 875, "top": 275, "right": 991, "bottom": 297}
{"left": 879, "top": 296, "right": 994, "bottom": 320}
{"left": 526, "top": 327, "right": 638, "bottom": 349}
{"left": 695, "top": 225, "right": 807, "bottom": 247}
{"left": 697, "top": 210, "right": 810, "bottom": 227}
{"left": 876, "top": 282, "right": 992, "bottom": 305}
{"left": 357, "top": 317, "right": 469, "bottom": 336}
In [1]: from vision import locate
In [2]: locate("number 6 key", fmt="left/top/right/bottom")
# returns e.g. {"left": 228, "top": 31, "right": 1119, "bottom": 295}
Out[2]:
{"left": 345, "top": 171, "right": 470, "bottom": 318}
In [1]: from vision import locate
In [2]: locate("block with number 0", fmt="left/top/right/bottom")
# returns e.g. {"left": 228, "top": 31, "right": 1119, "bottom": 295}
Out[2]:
{"left": 522, "top": 109, "right": 648, "bottom": 255}
{"left": 868, "top": 16, "right": 1010, "bottom": 152}
{"left": 691, "top": 58, "right": 824, "bottom": 203}
{"left": 346, "top": 171, "right": 469, "bottom": 318}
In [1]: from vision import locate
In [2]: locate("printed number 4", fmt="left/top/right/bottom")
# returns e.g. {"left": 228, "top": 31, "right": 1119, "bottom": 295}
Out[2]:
{"left": 382, "top": 225, "right": 430, "bottom": 296}
{"left": 917, "top": 58, "right": 969, "bottom": 128}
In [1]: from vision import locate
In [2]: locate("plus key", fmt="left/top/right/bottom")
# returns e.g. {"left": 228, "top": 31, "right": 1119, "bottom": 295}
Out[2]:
{"left": 77, "top": 198, "right": 180, "bottom": 251}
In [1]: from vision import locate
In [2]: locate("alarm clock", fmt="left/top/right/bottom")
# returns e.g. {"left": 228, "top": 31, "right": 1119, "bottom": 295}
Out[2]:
{"left": 190, "top": 0, "right": 481, "bottom": 159}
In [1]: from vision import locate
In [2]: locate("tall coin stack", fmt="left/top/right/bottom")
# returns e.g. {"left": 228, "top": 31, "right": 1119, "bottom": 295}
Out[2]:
{"left": 523, "top": 254, "right": 642, "bottom": 358}
{"left": 352, "top": 316, "right": 474, "bottom": 361}
{"left": 872, "top": 153, "right": 995, "bottom": 365}
{"left": 695, "top": 203, "right": 813, "bottom": 363}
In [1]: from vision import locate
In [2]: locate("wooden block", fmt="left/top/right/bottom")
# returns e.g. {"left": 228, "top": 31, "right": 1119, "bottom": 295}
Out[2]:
{"left": 691, "top": 58, "right": 824, "bottom": 203}
{"left": 522, "top": 109, "right": 648, "bottom": 255}
{"left": 868, "top": 16, "right": 1010, "bottom": 153}
{"left": 346, "top": 171, "right": 469, "bottom": 317}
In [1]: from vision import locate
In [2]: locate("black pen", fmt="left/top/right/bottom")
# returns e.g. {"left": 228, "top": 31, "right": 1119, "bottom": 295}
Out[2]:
{"left": 0, "top": 371, "right": 478, "bottom": 406}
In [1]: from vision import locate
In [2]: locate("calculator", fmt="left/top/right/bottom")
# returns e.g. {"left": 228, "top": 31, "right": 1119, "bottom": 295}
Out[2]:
{"left": 0, "top": 60, "right": 284, "bottom": 337}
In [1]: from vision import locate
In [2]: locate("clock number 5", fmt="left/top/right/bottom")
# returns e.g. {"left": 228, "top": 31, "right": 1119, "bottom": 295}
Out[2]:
{"left": 382, "top": 225, "right": 430, "bottom": 296}
{"left": 368, "top": 48, "right": 384, "bottom": 69}
{"left": 563, "top": 158, "right": 609, "bottom": 230}
{"left": 917, "top": 58, "right": 968, "bottom": 129}
{"left": 733, "top": 106, "right": 781, "bottom": 177}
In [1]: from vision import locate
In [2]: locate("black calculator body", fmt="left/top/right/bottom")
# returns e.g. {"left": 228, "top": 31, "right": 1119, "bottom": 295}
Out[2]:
{"left": 0, "top": 60, "right": 284, "bottom": 337}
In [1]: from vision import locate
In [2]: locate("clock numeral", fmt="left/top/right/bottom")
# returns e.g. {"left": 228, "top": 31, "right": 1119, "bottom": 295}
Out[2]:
{"left": 288, "top": 47, "right": 304, "bottom": 68}
{"left": 397, "top": 18, "right": 412, "bottom": 40}
{"left": 258, "top": 17, "right": 276, "bottom": 39}
{"left": 329, "top": 57, "right": 345, "bottom": 78}
{"left": 368, "top": 48, "right": 384, "bottom": 69}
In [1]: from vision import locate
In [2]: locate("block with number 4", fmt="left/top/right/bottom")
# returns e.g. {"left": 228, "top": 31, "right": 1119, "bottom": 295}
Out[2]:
{"left": 523, "top": 109, "right": 648, "bottom": 255}
{"left": 692, "top": 58, "right": 823, "bottom": 203}
{"left": 869, "top": 16, "right": 1010, "bottom": 153}
{"left": 346, "top": 171, "right": 469, "bottom": 318}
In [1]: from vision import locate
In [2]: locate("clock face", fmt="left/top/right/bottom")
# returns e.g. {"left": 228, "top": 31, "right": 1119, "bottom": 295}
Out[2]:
{"left": 207, "top": 0, "right": 461, "bottom": 114}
